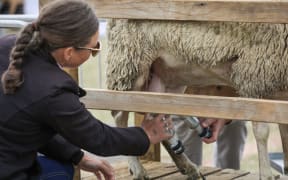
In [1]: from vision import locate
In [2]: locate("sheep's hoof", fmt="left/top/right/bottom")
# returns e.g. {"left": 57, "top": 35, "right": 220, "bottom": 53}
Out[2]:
{"left": 178, "top": 166, "right": 201, "bottom": 180}
{"left": 258, "top": 175, "right": 275, "bottom": 180}
{"left": 129, "top": 167, "right": 149, "bottom": 180}
{"left": 259, "top": 172, "right": 277, "bottom": 180}
{"left": 185, "top": 172, "right": 205, "bottom": 180}
{"left": 132, "top": 176, "right": 150, "bottom": 180}
{"left": 185, "top": 174, "right": 201, "bottom": 180}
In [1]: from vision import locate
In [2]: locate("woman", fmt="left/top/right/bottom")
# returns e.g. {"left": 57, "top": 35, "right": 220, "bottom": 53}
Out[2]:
{"left": 0, "top": 0, "right": 173, "bottom": 179}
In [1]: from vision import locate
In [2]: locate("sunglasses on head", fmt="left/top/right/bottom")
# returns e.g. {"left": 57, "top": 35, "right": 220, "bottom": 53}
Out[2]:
{"left": 75, "top": 41, "right": 101, "bottom": 57}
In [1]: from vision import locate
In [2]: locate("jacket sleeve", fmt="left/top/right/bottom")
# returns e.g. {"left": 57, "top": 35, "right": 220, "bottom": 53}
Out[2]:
{"left": 40, "top": 91, "right": 150, "bottom": 156}
{"left": 38, "top": 134, "right": 84, "bottom": 165}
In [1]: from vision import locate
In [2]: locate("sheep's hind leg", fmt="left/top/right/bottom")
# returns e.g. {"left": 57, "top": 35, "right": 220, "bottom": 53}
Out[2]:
{"left": 112, "top": 110, "right": 149, "bottom": 179}
{"left": 128, "top": 156, "right": 149, "bottom": 180}
{"left": 162, "top": 140, "right": 201, "bottom": 180}
{"left": 252, "top": 122, "right": 275, "bottom": 180}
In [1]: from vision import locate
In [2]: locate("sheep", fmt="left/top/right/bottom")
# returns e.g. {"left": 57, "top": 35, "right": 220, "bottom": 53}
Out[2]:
{"left": 105, "top": 19, "right": 288, "bottom": 180}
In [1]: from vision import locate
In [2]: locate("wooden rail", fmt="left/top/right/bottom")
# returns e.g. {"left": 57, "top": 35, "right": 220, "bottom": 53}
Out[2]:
{"left": 81, "top": 89, "right": 288, "bottom": 124}
{"left": 91, "top": 0, "right": 288, "bottom": 23}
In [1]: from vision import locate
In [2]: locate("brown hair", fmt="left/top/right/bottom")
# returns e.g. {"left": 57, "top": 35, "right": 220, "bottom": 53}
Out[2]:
{"left": 1, "top": 0, "right": 99, "bottom": 94}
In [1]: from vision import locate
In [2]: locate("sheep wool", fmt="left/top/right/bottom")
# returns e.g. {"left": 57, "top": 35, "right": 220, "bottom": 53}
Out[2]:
{"left": 106, "top": 19, "right": 288, "bottom": 98}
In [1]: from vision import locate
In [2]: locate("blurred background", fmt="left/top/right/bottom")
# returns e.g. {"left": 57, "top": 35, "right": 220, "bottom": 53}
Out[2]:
{"left": 0, "top": 0, "right": 283, "bottom": 175}
{"left": 0, "top": 0, "right": 38, "bottom": 15}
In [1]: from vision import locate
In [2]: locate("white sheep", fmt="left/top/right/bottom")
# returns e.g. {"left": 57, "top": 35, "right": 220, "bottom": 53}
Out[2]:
{"left": 105, "top": 19, "right": 288, "bottom": 180}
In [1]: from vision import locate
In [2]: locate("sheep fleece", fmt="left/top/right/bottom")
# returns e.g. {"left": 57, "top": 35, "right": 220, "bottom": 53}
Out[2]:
{"left": 106, "top": 19, "right": 288, "bottom": 98}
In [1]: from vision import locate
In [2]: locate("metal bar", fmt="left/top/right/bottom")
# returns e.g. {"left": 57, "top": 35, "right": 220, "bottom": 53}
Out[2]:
{"left": 0, "top": 20, "right": 27, "bottom": 28}
{"left": 0, "top": 15, "right": 37, "bottom": 28}
{"left": 0, "top": 15, "right": 37, "bottom": 22}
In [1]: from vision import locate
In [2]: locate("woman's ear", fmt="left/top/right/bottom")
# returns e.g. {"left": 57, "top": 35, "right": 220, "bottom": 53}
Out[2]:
{"left": 63, "top": 47, "right": 74, "bottom": 62}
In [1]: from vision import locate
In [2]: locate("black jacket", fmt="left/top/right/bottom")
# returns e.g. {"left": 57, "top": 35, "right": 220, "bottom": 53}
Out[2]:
{"left": 0, "top": 35, "right": 149, "bottom": 179}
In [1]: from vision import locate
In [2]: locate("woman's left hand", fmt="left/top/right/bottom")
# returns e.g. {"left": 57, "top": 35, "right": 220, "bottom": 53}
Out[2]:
{"left": 78, "top": 151, "right": 115, "bottom": 180}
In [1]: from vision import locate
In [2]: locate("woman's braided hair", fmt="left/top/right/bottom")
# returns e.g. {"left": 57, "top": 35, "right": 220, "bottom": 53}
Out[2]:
{"left": 1, "top": 0, "right": 99, "bottom": 94}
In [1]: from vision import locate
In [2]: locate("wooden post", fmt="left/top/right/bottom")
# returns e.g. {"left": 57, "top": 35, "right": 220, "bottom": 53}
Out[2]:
{"left": 135, "top": 113, "right": 161, "bottom": 161}
{"left": 39, "top": 0, "right": 52, "bottom": 7}
{"left": 63, "top": 69, "right": 80, "bottom": 179}
{"left": 64, "top": 68, "right": 79, "bottom": 83}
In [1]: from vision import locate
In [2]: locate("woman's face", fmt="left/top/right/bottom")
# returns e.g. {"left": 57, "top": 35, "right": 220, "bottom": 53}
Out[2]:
{"left": 71, "top": 31, "right": 99, "bottom": 67}
{"left": 60, "top": 31, "right": 99, "bottom": 68}
{"left": 51, "top": 31, "right": 100, "bottom": 68}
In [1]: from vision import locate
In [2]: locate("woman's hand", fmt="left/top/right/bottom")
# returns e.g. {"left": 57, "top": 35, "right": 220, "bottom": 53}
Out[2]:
{"left": 199, "top": 118, "right": 229, "bottom": 144}
{"left": 141, "top": 114, "right": 174, "bottom": 144}
{"left": 78, "top": 151, "right": 115, "bottom": 180}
